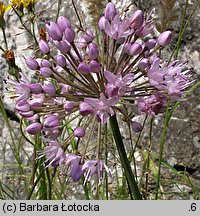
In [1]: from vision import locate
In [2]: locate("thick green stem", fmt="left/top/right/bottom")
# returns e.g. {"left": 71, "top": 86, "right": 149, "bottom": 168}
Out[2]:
{"left": 109, "top": 115, "right": 142, "bottom": 200}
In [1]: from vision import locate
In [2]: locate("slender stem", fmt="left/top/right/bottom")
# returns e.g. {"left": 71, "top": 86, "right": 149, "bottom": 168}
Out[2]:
{"left": 2, "top": 28, "right": 8, "bottom": 50}
{"left": 174, "top": 0, "right": 188, "bottom": 59}
{"left": 168, "top": 0, "right": 200, "bottom": 63}
{"left": 109, "top": 115, "right": 142, "bottom": 199}
{"left": 81, "top": 117, "right": 96, "bottom": 162}
{"left": 127, "top": 121, "right": 138, "bottom": 182}
{"left": 145, "top": 116, "right": 154, "bottom": 199}
{"left": 30, "top": 147, "right": 37, "bottom": 185}
{"left": 56, "top": 0, "right": 62, "bottom": 21}
{"left": 155, "top": 100, "right": 171, "bottom": 200}
{"left": 104, "top": 124, "right": 109, "bottom": 200}
{"left": 71, "top": 0, "right": 83, "bottom": 29}
{"left": 26, "top": 168, "right": 45, "bottom": 200}
{"left": 45, "top": 167, "right": 52, "bottom": 200}
{"left": 31, "top": 19, "right": 38, "bottom": 45}
{"left": 82, "top": 177, "right": 90, "bottom": 200}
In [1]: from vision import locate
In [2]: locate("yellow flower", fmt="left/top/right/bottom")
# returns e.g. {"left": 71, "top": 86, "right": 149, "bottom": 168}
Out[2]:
{"left": 0, "top": 2, "right": 6, "bottom": 18}
{"left": 10, "top": 0, "right": 23, "bottom": 8}
{"left": 0, "top": 1, "right": 11, "bottom": 28}
{"left": 10, "top": 0, "right": 37, "bottom": 8}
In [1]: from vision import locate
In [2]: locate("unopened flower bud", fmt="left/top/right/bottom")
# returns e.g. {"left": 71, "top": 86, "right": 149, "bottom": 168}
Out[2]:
{"left": 56, "top": 40, "right": 71, "bottom": 53}
{"left": 19, "top": 110, "right": 35, "bottom": 118}
{"left": 43, "top": 83, "right": 56, "bottom": 96}
{"left": 105, "top": 2, "right": 117, "bottom": 21}
{"left": 40, "top": 59, "right": 51, "bottom": 67}
{"left": 79, "top": 102, "right": 94, "bottom": 116}
{"left": 26, "top": 122, "right": 42, "bottom": 135}
{"left": 130, "top": 43, "right": 142, "bottom": 56}
{"left": 74, "top": 127, "right": 85, "bottom": 138}
{"left": 30, "top": 83, "right": 43, "bottom": 94}
{"left": 56, "top": 55, "right": 67, "bottom": 67}
{"left": 83, "top": 30, "right": 94, "bottom": 42}
{"left": 40, "top": 67, "right": 53, "bottom": 78}
{"left": 78, "top": 62, "right": 90, "bottom": 74}
{"left": 78, "top": 37, "right": 87, "bottom": 49}
{"left": 48, "top": 37, "right": 57, "bottom": 46}
{"left": 16, "top": 101, "right": 30, "bottom": 112}
{"left": 138, "top": 58, "right": 150, "bottom": 70}
{"left": 64, "top": 27, "right": 75, "bottom": 43}
{"left": 57, "top": 16, "right": 72, "bottom": 32}
{"left": 25, "top": 114, "right": 39, "bottom": 121}
{"left": 124, "top": 42, "right": 132, "bottom": 54}
{"left": 44, "top": 114, "right": 59, "bottom": 128}
{"left": 88, "top": 42, "right": 99, "bottom": 59}
{"left": 29, "top": 100, "right": 43, "bottom": 108}
{"left": 131, "top": 121, "right": 142, "bottom": 132}
{"left": 129, "top": 10, "right": 144, "bottom": 29}
{"left": 25, "top": 58, "right": 39, "bottom": 70}
{"left": 89, "top": 60, "right": 101, "bottom": 73}
{"left": 135, "top": 25, "right": 154, "bottom": 38}
{"left": 39, "top": 40, "right": 50, "bottom": 54}
{"left": 98, "top": 16, "right": 106, "bottom": 30}
{"left": 45, "top": 22, "right": 63, "bottom": 41}
{"left": 158, "top": 30, "right": 172, "bottom": 47}
{"left": 63, "top": 101, "right": 74, "bottom": 112}
{"left": 145, "top": 38, "right": 157, "bottom": 50}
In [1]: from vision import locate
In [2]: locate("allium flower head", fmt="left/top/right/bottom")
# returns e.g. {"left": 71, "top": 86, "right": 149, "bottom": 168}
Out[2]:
{"left": 148, "top": 59, "right": 192, "bottom": 99}
{"left": 5, "top": 2, "right": 195, "bottom": 188}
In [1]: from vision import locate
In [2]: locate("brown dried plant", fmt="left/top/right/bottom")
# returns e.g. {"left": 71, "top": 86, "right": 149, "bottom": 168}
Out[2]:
{"left": 85, "top": 0, "right": 106, "bottom": 27}
{"left": 155, "top": 0, "right": 179, "bottom": 32}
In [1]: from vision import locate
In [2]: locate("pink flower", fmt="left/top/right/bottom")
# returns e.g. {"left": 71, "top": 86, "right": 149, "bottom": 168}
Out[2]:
{"left": 148, "top": 58, "right": 193, "bottom": 99}
{"left": 104, "top": 2, "right": 117, "bottom": 21}
{"left": 74, "top": 127, "right": 85, "bottom": 138}
{"left": 65, "top": 154, "right": 83, "bottom": 182}
{"left": 41, "top": 140, "right": 66, "bottom": 167}
{"left": 104, "top": 15, "right": 134, "bottom": 43}
{"left": 137, "top": 93, "right": 167, "bottom": 115}
{"left": 7, "top": 73, "right": 31, "bottom": 103}
{"left": 26, "top": 122, "right": 42, "bottom": 135}
{"left": 84, "top": 93, "right": 118, "bottom": 124}
{"left": 135, "top": 14, "right": 154, "bottom": 38}
{"left": 104, "top": 71, "right": 134, "bottom": 97}
{"left": 82, "top": 160, "right": 112, "bottom": 184}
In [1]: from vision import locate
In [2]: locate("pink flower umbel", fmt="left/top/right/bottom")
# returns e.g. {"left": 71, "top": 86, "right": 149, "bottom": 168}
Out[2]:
{"left": 148, "top": 59, "right": 193, "bottom": 99}
{"left": 5, "top": 1, "right": 195, "bottom": 190}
